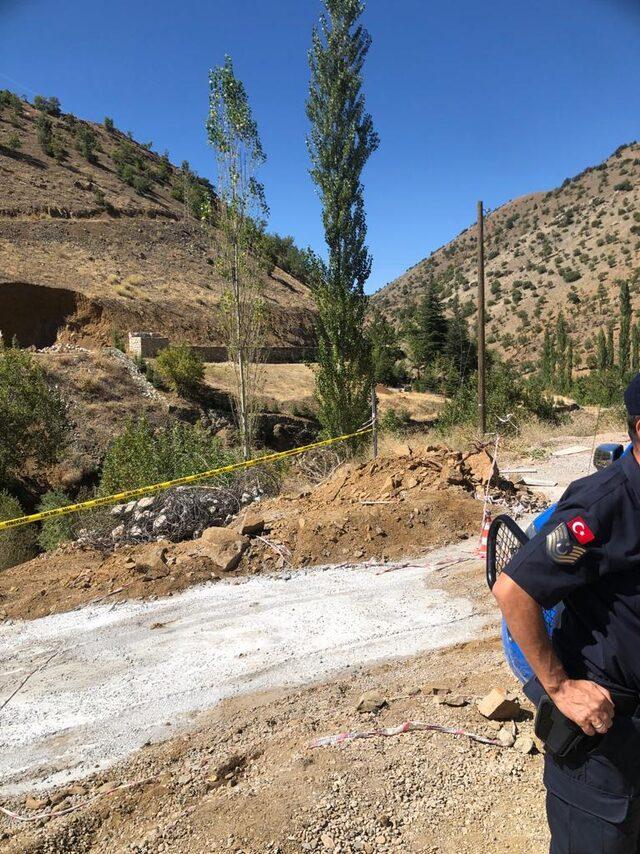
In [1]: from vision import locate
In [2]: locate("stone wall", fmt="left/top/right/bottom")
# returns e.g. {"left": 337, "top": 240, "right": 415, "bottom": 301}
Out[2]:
{"left": 128, "top": 332, "right": 315, "bottom": 364}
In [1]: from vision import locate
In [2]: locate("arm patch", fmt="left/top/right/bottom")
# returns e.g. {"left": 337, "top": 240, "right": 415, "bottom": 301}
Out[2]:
{"left": 546, "top": 522, "right": 588, "bottom": 566}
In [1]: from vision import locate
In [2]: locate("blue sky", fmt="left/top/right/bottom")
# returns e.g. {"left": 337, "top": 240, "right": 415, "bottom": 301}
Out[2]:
{"left": 1, "top": 0, "right": 640, "bottom": 293}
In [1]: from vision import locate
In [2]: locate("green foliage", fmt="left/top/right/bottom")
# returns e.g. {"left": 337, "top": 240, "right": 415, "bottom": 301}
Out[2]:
{"left": 75, "top": 124, "right": 98, "bottom": 162}
{"left": 0, "top": 491, "right": 37, "bottom": 571}
{"left": 0, "top": 89, "right": 22, "bottom": 113}
{"left": 33, "top": 94, "right": 61, "bottom": 116}
{"left": 104, "top": 116, "right": 115, "bottom": 131}
{"left": 112, "top": 139, "right": 155, "bottom": 195}
{"left": 405, "top": 278, "right": 447, "bottom": 369}
{"left": 306, "top": 0, "right": 378, "bottom": 438}
{"left": 571, "top": 369, "right": 627, "bottom": 407}
{"left": 154, "top": 344, "right": 204, "bottom": 395}
{"left": 619, "top": 279, "right": 632, "bottom": 374}
{"left": 36, "top": 113, "right": 54, "bottom": 156}
{"left": 368, "top": 309, "right": 402, "bottom": 385}
{"left": 438, "top": 361, "right": 559, "bottom": 434}
{"left": 0, "top": 346, "right": 68, "bottom": 489}
{"left": 172, "top": 161, "right": 214, "bottom": 218}
{"left": 5, "top": 132, "right": 21, "bottom": 151}
{"left": 614, "top": 180, "right": 633, "bottom": 192}
{"left": 260, "top": 233, "right": 314, "bottom": 283}
{"left": 380, "top": 407, "right": 411, "bottom": 435}
{"left": 37, "top": 489, "right": 75, "bottom": 552}
{"left": 99, "top": 418, "right": 235, "bottom": 496}
{"left": 560, "top": 268, "right": 581, "bottom": 283}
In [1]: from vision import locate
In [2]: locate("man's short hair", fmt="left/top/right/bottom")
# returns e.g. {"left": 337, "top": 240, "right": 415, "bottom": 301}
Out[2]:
{"left": 628, "top": 415, "right": 640, "bottom": 442}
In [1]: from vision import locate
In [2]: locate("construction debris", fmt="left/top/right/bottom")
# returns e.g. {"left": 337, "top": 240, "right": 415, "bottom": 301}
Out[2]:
{"left": 477, "top": 688, "right": 522, "bottom": 721}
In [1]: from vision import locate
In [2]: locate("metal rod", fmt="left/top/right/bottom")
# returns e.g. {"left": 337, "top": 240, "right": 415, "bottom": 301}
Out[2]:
{"left": 477, "top": 200, "right": 486, "bottom": 437}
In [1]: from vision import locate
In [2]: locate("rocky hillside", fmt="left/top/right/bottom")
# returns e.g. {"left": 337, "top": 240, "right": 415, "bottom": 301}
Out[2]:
{"left": 0, "top": 94, "right": 315, "bottom": 352}
{"left": 374, "top": 142, "right": 640, "bottom": 369}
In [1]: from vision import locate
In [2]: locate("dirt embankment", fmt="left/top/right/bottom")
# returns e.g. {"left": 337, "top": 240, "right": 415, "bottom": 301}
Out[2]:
{"left": 0, "top": 444, "right": 538, "bottom": 622}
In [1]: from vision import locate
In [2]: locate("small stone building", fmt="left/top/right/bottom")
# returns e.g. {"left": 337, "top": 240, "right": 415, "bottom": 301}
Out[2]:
{"left": 127, "top": 332, "right": 170, "bottom": 358}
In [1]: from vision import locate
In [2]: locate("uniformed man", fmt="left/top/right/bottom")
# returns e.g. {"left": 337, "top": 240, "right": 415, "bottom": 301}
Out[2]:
{"left": 493, "top": 373, "right": 640, "bottom": 854}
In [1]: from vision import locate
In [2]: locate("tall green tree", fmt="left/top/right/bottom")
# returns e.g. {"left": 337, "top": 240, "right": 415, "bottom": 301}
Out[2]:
{"left": 540, "top": 325, "right": 556, "bottom": 385}
{"left": 633, "top": 322, "right": 640, "bottom": 373}
{"left": 206, "top": 57, "right": 268, "bottom": 459}
{"left": 306, "top": 0, "right": 379, "bottom": 436}
{"left": 368, "top": 309, "right": 400, "bottom": 385}
{"left": 596, "top": 328, "right": 608, "bottom": 371}
{"left": 607, "top": 322, "right": 615, "bottom": 370}
{"left": 406, "top": 278, "right": 448, "bottom": 372}
{"left": 619, "top": 278, "right": 632, "bottom": 375}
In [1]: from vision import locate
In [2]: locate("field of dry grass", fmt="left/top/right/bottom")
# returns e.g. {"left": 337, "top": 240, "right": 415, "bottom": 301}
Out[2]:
{"left": 204, "top": 362, "right": 446, "bottom": 422}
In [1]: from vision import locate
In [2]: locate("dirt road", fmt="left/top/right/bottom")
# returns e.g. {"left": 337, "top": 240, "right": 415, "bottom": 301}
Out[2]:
{"left": 0, "top": 543, "right": 488, "bottom": 796}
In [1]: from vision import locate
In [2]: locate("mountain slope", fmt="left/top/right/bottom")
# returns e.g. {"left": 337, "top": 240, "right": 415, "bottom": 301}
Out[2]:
{"left": 374, "top": 142, "right": 640, "bottom": 369}
{"left": 0, "top": 95, "right": 315, "bottom": 351}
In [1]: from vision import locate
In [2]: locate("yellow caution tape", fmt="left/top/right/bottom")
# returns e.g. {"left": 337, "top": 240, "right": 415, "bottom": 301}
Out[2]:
{"left": 0, "top": 427, "right": 373, "bottom": 532}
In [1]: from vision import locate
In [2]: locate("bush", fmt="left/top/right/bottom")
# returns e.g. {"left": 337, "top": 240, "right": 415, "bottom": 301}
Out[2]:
{"left": 437, "top": 361, "right": 559, "bottom": 434}
{"left": 615, "top": 180, "right": 633, "bottom": 192}
{"left": 104, "top": 116, "right": 115, "bottom": 132}
{"left": 155, "top": 344, "right": 204, "bottom": 395}
{"left": 5, "top": 132, "right": 21, "bottom": 151}
{"left": 33, "top": 95, "right": 61, "bottom": 116}
{"left": 0, "top": 491, "right": 37, "bottom": 571}
{"left": 99, "top": 418, "right": 236, "bottom": 496}
{"left": 37, "top": 489, "right": 75, "bottom": 551}
{"left": 380, "top": 407, "right": 411, "bottom": 434}
{"left": 75, "top": 125, "right": 98, "bottom": 162}
{"left": 36, "top": 113, "right": 54, "bottom": 155}
{"left": 0, "top": 346, "right": 68, "bottom": 489}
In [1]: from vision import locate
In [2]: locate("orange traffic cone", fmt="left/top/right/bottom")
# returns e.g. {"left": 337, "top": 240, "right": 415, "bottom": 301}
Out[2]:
{"left": 476, "top": 512, "right": 492, "bottom": 558}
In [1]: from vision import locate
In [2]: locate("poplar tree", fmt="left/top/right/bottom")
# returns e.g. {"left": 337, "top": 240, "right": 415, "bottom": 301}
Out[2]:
{"left": 607, "top": 322, "right": 615, "bottom": 370}
{"left": 206, "top": 57, "right": 267, "bottom": 459}
{"left": 540, "top": 326, "right": 556, "bottom": 385}
{"left": 596, "top": 328, "right": 608, "bottom": 371}
{"left": 619, "top": 279, "right": 632, "bottom": 375}
{"left": 306, "top": 0, "right": 379, "bottom": 436}
{"left": 633, "top": 322, "right": 640, "bottom": 373}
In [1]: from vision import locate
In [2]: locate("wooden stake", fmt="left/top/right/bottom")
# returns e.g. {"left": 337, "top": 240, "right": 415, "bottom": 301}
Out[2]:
{"left": 477, "top": 200, "right": 486, "bottom": 437}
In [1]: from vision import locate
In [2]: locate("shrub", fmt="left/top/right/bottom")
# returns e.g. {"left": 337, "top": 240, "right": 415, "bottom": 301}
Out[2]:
{"left": 0, "top": 491, "right": 37, "bottom": 571}
{"left": 0, "top": 346, "right": 68, "bottom": 489}
{"left": 37, "top": 489, "right": 75, "bottom": 551}
{"left": 36, "top": 114, "right": 54, "bottom": 156}
{"left": 104, "top": 116, "right": 115, "bottom": 131}
{"left": 5, "top": 132, "right": 21, "bottom": 151}
{"left": 380, "top": 407, "right": 411, "bottom": 434}
{"left": 75, "top": 125, "right": 98, "bottom": 162}
{"left": 33, "top": 95, "right": 61, "bottom": 116}
{"left": 99, "top": 418, "right": 235, "bottom": 496}
{"left": 614, "top": 180, "right": 633, "bottom": 192}
{"left": 155, "top": 344, "right": 204, "bottom": 395}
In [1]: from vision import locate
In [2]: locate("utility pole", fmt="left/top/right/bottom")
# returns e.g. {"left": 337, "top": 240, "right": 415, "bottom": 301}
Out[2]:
{"left": 371, "top": 382, "right": 378, "bottom": 458}
{"left": 477, "top": 200, "right": 486, "bottom": 437}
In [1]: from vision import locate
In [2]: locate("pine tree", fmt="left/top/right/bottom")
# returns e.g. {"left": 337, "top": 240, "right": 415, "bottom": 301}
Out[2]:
{"left": 306, "top": 0, "right": 379, "bottom": 437}
{"left": 368, "top": 309, "right": 400, "bottom": 385}
{"left": 619, "top": 279, "right": 632, "bottom": 375}
{"left": 444, "top": 292, "right": 474, "bottom": 381}
{"left": 406, "top": 278, "right": 448, "bottom": 371}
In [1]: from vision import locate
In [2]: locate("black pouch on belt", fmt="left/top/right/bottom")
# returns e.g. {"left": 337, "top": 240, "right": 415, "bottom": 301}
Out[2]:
{"left": 534, "top": 693, "right": 589, "bottom": 758}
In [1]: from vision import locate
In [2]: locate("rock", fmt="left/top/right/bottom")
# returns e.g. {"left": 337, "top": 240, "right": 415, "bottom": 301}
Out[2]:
{"left": 321, "top": 833, "right": 335, "bottom": 850}
{"left": 515, "top": 735, "right": 536, "bottom": 754}
{"left": 137, "top": 496, "right": 156, "bottom": 510}
{"left": 51, "top": 799, "right": 71, "bottom": 813}
{"left": 97, "top": 781, "right": 119, "bottom": 794}
{"left": 49, "top": 791, "right": 68, "bottom": 806}
{"left": 464, "top": 448, "right": 499, "bottom": 485}
{"left": 199, "top": 527, "right": 249, "bottom": 572}
{"left": 496, "top": 727, "right": 516, "bottom": 748}
{"left": 477, "top": 688, "right": 521, "bottom": 721}
{"left": 235, "top": 509, "right": 265, "bottom": 536}
{"left": 25, "top": 796, "right": 49, "bottom": 811}
{"left": 439, "top": 695, "right": 467, "bottom": 707}
{"left": 356, "top": 690, "right": 388, "bottom": 714}
{"left": 69, "top": 784, "right": 88, "bottom": 796}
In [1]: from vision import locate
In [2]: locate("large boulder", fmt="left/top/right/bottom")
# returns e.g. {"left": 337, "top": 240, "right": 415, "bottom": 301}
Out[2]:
{"left": 199, "top": 527, "right": 249, "bottom": 572}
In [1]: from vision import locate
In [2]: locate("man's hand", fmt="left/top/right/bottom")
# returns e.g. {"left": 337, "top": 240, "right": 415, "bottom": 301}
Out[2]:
{"left": 549, "top": 679, "right": 614, "bottom": 736}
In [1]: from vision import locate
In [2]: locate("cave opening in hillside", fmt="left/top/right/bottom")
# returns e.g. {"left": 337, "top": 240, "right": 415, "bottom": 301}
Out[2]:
{"left": 0, "top": 282, "right": 81, "bottom": 348}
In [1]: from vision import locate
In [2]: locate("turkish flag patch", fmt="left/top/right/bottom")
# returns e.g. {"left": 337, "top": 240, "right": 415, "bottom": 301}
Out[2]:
{"left": 567, "top": 516, "right": 595, "bottom": 545}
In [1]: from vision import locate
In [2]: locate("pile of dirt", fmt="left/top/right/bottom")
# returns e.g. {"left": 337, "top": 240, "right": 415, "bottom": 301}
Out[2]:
{"left": 0, "top": 637, "right": 548, "bottom": 854}
{"left": 0, "top": 444, "right": 539, "bottom": 622}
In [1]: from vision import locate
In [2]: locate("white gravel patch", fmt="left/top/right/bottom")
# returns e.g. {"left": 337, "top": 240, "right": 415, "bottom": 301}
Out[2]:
{"left": 0, "top": 545, "right": 487, "bottom": 794}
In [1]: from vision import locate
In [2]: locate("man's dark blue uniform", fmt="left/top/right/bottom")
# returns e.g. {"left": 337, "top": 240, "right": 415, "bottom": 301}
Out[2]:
{"left": 503, "top": 448, "right": 640, "bottom": 853}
